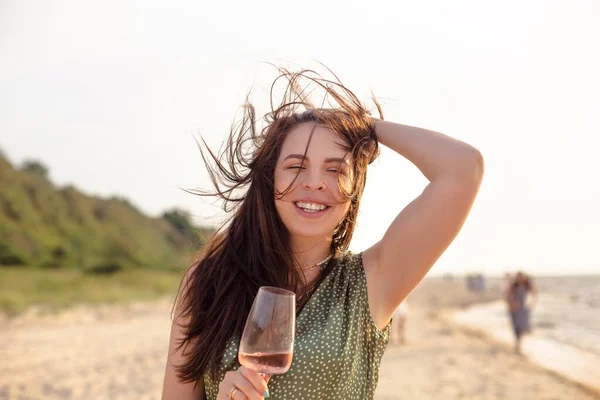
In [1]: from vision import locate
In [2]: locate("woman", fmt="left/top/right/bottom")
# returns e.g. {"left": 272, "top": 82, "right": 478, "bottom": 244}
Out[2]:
{"left": 507, "top": 271, "right": 538, "bottom": 354}
{"left": 162, "top": 68, "right": 484, "bottom": 400}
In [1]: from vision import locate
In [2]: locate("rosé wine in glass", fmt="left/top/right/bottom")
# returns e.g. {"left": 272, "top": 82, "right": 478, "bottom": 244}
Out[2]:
{"left": 238, "top": 286, "right": 295, "bottom": 375}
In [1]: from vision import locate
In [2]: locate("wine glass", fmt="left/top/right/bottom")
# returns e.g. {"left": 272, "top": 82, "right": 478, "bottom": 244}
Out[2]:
{"left": 238, "top": 286, "right": 296, "bottom": 376}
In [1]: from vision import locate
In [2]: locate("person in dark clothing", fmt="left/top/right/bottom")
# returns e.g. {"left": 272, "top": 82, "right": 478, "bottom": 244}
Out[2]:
{"left": 506, "top": 271, "right": 538, "bottom": 353}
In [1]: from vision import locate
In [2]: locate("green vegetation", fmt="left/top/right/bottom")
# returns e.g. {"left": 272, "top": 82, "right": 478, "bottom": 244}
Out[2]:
{"left": 0, "top": 154, "right": 214, "bottom": 314}
{"left": 0, "top": 266, "right": 184, "bottom": 315}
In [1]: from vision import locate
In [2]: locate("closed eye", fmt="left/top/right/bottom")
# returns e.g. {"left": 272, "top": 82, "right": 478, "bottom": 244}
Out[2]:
{"left": 327, "top": 168, "right": 348, "bottom": 176}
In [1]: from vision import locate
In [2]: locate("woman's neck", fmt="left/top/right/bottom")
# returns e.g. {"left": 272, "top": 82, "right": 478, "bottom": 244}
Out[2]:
{"left": 290, "top": 236, "right": 332, "bottom": 269}
{"left": 290, "top": 236, "right": 332, "bottom": 287}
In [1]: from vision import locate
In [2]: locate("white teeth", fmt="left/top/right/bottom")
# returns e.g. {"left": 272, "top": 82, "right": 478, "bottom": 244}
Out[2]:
{"left": 296, "top": 201, "right": 327, "bottom": 212}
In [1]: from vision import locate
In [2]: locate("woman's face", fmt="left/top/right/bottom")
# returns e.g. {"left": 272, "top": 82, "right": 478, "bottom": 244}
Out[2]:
{"left": 274, "top": 123, "right": 353, "bottom": 241}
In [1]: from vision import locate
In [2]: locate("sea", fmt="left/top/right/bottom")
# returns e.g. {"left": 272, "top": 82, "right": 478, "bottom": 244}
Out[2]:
{"left": 451, "top": 275, "right": 600, "bottom": 392}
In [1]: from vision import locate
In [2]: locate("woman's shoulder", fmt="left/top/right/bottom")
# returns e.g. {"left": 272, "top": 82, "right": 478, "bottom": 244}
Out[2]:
{"left": 331, "top": 251, "right": 363, "bottom": 270}
{"left": 333, "top": 250, "right": 362, "bottom": 262}
{"left": 328, "top": 251, "right": 366, "bottom": 287}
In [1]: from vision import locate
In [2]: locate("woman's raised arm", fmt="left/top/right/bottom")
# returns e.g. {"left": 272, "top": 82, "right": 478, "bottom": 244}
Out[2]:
{"left": 362, "top": 119, "right": 484, "bottom": 329}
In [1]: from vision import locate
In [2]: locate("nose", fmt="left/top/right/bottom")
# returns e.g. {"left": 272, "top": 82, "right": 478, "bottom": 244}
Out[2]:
{"left": 301, "top": 166, "right": 326, "bottom": 191}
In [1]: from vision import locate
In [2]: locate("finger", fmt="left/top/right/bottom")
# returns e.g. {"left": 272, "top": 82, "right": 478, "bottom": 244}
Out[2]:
{"left": 239, "top": 366, "right": 269, "bottom": 394}
{"left": 228, "top": 372, "right": 263, "bottom": 400}
{"left": 218, "top": 384, "right": 248, "bottom": 400}
{"left": 260, "top": 373, "right": 271, "bottom": 384}
{"left": 226, "top": 387, "right": 248, "bottom": 400}
{"left": 218, "top": 373, "right": 249, "bottom": 400}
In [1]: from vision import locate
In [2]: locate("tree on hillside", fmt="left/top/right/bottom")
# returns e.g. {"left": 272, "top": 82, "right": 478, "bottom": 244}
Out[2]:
{"left": 21, "top": 160, "right": 49, "bottom": 178}
{"left": 163, "top": 209, "right": 195, "bottom": 235}
{"left": 0, "top": 243, "right": 26, "bottom": 266}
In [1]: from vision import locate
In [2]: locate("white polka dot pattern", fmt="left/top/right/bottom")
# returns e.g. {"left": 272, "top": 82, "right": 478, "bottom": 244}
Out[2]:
{"left": 203, "top": 252, "right": 391, "bottom": 399}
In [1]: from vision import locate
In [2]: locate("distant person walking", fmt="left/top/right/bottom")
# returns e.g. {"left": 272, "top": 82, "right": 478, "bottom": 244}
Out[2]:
{"left": 391, "top": 301, "right": 409, "bottom": 345}
{"left": 506, "top": 271, "right": 538, "bottom": 353}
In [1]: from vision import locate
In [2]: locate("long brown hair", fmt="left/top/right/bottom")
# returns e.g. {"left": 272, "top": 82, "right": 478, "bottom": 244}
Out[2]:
{"left": 175, "top": 67, "right": 382, "bottom": 382}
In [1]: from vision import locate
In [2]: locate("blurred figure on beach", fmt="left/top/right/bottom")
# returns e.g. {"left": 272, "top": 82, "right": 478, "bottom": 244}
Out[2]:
{"left": 391, "top": 301, "right": 409, "bottom": 345}
{"left": 506, "top": 271, "right": 538, "bottom": 353}
{"left": 503, "top": 272, "right": 513, "bottom": 294}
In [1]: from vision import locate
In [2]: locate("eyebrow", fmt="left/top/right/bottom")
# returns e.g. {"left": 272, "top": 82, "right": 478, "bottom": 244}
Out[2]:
{"left": 283, "top": 154, "right": 349, "bottom": 164}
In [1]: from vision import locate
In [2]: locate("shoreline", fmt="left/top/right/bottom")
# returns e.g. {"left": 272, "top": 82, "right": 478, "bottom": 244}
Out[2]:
{"left": 443, "top": 301, "right": 600, "bottom": 395}
{"left": 376, "top": 307, "right": 600, "bottom": 400}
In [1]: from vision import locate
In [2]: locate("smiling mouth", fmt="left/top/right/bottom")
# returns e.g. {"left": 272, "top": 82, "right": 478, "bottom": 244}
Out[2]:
{"left": 294, "top": 201, "right": 330, "bottom": 213}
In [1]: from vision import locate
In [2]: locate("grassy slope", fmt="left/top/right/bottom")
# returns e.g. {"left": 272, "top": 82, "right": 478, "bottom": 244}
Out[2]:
{"left": 0, "top": 155, "right": 213, "bottom": 269}
{"left": 0, "top": 266, "right": 184, "bottom": 315}
{"left": 0, "top": 155, "right": 214, "bottom": 314}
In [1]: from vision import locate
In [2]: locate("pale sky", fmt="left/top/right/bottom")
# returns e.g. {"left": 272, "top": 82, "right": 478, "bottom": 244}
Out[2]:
{"left": 1, "top": 0, "right": 599, "bottom": 276}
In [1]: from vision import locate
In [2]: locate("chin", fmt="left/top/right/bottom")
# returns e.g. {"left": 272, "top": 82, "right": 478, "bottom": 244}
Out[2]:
{"left": 284, "top": 214, "right": 343, "bottom": 241}
{"left": 287, "top": 226, "right": 334, "bottom": 241}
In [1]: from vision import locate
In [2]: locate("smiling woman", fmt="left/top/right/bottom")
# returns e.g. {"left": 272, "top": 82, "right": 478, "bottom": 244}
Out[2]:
{"left": 275, "top": 125, "right": 354, "bottom": 243}
{"left": 161, "top": 67, "right": 483, "bottom": 400}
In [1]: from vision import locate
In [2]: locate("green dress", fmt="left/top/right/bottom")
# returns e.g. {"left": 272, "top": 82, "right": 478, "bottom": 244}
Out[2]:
{"left": 203, "top": 252, "right": 391, "bottom": 399}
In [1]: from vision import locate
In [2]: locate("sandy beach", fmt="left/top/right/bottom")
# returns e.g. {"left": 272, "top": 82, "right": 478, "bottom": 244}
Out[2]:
{"left": 1, "top": 279, "right": 598, "bottom": 400}
{"left": 377, "top": 308, "right": 598, "bottom": 400}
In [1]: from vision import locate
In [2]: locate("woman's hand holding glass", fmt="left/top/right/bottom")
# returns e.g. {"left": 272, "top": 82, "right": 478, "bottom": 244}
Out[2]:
{"left": 231, "top": 286, "right": 296, "bottom": 399}
{"left": 218, "top": 366, "right": 269, "bottom": 400}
